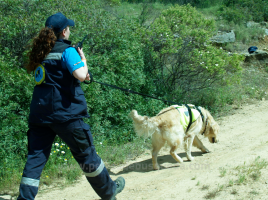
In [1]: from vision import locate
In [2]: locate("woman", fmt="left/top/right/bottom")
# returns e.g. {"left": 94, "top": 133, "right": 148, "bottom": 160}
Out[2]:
{"left": 17, "top": 12, "right": 125, "bottom": 200}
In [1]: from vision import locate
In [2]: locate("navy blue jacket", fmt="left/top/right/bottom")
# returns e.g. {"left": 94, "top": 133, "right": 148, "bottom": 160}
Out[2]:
{"left": 29, "top": 40, "right": 89, "bottom": 123}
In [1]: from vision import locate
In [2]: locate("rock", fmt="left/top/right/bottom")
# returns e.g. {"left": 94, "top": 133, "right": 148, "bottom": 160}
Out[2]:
{"left": 246, "top": 21, "right": 261, "bottom": 28}
{"left": 210, "top": 30, "right": 235, "bottom": 44}
{"left": 0, "top": 195, "right": 12, "bottom": 200}
{"left": 246, "top": 21, "right": 268, "bottom": 36}
{"left": 244, "top": 50, "right": 268, "bottom": 64}
{"left": 264, "top": 29, "right": 268, "bottom": 36}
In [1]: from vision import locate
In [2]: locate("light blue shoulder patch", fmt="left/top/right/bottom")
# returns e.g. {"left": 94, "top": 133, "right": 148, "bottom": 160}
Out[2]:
{"left": 34, "top": 64, "right": 45, "bottom": 85}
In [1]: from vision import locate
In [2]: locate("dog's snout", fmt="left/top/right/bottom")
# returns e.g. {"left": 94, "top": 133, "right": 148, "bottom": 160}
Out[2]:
{"left": 212, "top": 138, "right": 218, "bottom": 143}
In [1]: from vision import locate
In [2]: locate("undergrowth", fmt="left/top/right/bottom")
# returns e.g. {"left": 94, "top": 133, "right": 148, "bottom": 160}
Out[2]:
{"left": 1, "top": 0, "right": 268, "bottom": 197}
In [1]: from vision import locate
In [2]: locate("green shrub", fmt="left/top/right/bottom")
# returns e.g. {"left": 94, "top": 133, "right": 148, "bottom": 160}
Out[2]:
{"left": 0, "top": 48, "right": 33, "bottom": 192}
{"left": 0, "top": 1, "right": 165, "bottom": 191}
{"left": 1, "top": 0, "right": 266, "bottom": 194}
{"left": 121, "top": 0, "right": 224, "bottom": 8}
{"left": 217, "top": 6, "right": 248, "bottom": 24}
{"left": 75, "top": 8, "right": 165, "bottom": 143}
{"left": 219, "top": 0, "right": 268, "bottom": 23}
{"left": 105, "top": 0, "right": 121, "bottom": 5}
{"left": 141, "top": 4, "right": 244, "bottom": 106}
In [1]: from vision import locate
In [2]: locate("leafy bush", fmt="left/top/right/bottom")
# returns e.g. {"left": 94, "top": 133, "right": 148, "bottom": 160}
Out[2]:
{"left": 1, "top": 0, "right": 260, "bottom": 194}
{"left": 0, "top": 0, "right": 165, "bottom": 191}
{"left": 0, "top": 48, "right": 33, "bottom": 191}
{"left": 141, "top": 4, "right": 244, "bottom": 105}
{"left": 81, "top": 9, "right": 165, "bottom": 143}
{"left": 121, "top": 0, "right": 224, "bottom": 8}
{"left": 218, "top": 0, "right": 268, "bottom": 23}
{"left": 105, "top": 0, "right": 121, "bottom": 5}
{"left": 217, "top": 6, "right": 247, "bottom": 24}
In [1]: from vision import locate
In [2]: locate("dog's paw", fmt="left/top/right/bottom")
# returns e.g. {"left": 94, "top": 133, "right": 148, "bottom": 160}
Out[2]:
{"left": 187, "top": 156, "right": 194, "bottom": 161}
{"left": 153, "top": 164, "right": 160, "bottom": 170}
{"left": 201, "top": 148, "right": 210, "bottom": 153}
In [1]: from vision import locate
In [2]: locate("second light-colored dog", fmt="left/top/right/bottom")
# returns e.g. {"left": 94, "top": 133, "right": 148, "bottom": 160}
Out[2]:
{"left": 129, "top": 105, "right": 219, "bottom": 170}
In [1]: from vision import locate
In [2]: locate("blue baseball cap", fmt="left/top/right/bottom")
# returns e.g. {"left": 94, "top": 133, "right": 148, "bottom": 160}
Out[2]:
{"left": 45, "top": 12, "right": 74, "bottom": 33}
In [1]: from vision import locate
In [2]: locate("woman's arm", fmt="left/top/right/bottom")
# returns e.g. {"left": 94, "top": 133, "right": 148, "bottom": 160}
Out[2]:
{"left": 72, "top": 47, "right": 89, "bottom": 82}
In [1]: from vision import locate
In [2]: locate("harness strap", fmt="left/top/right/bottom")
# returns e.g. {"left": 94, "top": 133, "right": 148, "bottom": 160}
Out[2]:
{"left": 194, "top": 106, "right": 207, "bottom": 135}
{"left": 157, "top": 107, "right": 175, "bottom": 116}
{"left": 194, "top": 106, "right": 204, "bottom": 121}
{"left": 184, "top": 104, "right": 192, "bottom": 132}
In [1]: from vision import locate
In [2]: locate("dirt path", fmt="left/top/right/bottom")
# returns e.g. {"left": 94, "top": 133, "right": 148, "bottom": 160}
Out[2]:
{"left": 33, "top": 100, "right": 268, "bottom": 199}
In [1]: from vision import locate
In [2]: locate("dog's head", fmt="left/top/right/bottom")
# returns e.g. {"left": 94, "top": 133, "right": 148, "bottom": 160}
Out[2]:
{"left": 201, "top": 109, "right": 219, "bottom": 143}
{"left": 206, "top": 121, "right": 219, "bottom": 143}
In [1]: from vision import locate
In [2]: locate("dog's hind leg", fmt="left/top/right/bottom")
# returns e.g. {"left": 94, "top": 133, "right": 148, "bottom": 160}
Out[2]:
{"left": 152, "top": 135, "right": 165, "bottom": 170}
{"left": 170, "top": 142, "right": 183, "bottom": 164}
{"left": 193, "top": 136, "right": 210, "bottom": 153}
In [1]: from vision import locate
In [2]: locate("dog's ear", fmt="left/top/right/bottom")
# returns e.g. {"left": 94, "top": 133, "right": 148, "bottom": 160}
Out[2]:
{"left": 209, "top": 126, "right": 213, "bottom": 133}
{"left": 209, "top": 122, "right": 219, "bottom": 134}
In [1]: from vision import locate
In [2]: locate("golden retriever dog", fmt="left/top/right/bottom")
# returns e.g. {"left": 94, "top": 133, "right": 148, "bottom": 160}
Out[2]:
{"left": 129, "top": 105, "right": 219, "bottom": 170}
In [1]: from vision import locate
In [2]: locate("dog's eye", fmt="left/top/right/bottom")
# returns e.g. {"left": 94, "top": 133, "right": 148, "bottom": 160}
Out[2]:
{"left": 212, "top": 137, "right": 215, "bottom": 143}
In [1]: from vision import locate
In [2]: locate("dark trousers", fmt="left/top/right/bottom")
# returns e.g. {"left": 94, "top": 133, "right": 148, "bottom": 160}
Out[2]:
{"left": 17, "top": 119, "right": 116, "bottom": 200}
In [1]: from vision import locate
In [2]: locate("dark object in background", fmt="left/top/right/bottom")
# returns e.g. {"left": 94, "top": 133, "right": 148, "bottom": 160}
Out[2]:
{"left": 75, "top": 34, "right": 89, "bottom": 51}
{"left": 248, "top": 46, "right": 258, "bottom": 54}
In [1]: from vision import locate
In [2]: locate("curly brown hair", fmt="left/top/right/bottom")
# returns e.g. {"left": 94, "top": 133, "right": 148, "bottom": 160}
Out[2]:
{"left": 25, "top": 27, "right": 57, "bottom": 73}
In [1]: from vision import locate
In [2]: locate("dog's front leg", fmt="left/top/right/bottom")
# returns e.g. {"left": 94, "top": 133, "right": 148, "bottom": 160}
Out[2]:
{"left": 192, "top": 136, "right": 210, "bottom": 153}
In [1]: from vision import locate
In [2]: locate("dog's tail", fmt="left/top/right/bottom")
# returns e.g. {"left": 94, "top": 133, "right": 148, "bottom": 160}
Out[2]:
{"left": 128, "top": 110, "right": 159, "bottom": 138}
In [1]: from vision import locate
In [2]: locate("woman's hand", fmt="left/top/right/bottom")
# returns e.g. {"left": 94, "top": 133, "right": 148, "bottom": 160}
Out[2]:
{"left": 77, "top": 47, "right": 86, "bottom": 60}
{"left": 85, "top": 73, "right": 90, "bottom": 81}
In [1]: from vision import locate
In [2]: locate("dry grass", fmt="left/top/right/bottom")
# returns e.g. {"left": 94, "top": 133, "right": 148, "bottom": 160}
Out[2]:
{"left": 201, "top": 184, "right": 210, "bottom": 190}
{"left": 230, "top": 188, "right": 238, "bottom": 195}
{"left": 219, "top": 167, "right": 227, "bottom": 177}
{"left": 204, "top": 157, "right": 267, "bottom": 199}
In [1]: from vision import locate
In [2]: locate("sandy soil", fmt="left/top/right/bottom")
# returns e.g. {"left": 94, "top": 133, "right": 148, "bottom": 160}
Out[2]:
{"left": 7, "top": 100, "right": 268, "bottom": 200}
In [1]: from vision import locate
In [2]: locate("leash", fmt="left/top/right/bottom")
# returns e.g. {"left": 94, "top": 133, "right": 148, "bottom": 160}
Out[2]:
{"left": 84, "top": 71, "right": 206, "bottom": 133}
{"left": 84, "top": 71, "right": 181, "bottom": 105}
